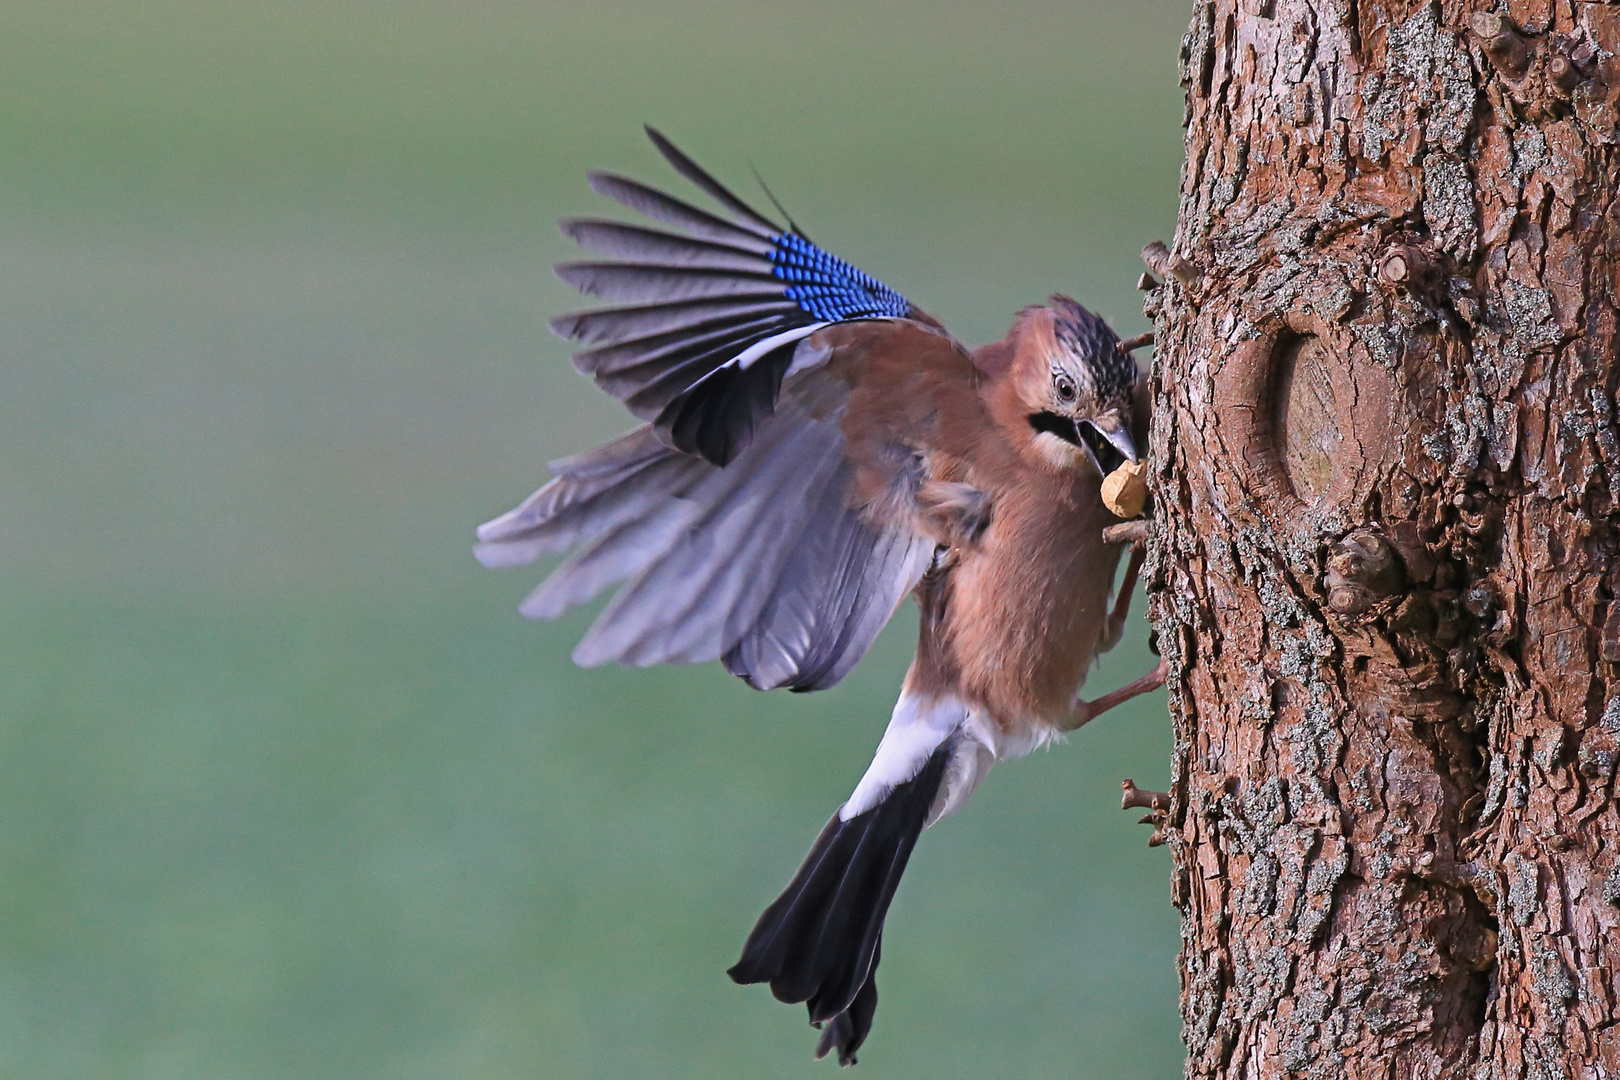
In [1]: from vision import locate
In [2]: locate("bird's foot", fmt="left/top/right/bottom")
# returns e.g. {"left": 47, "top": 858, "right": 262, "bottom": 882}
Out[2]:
{"left": 1063, "top": 657, "right": 1168, "bottom": 731}
{"left": 1121, "top": 779, "right": 1172, "bottom": 847}
{"left": 1120, "top": 778, "right": 1170, "bottom": 812}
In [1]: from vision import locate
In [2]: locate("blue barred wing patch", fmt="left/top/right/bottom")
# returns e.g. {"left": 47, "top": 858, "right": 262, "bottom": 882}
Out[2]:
{"left": 771, "top": 234, "right": 912, "bottom": 323}
{"left": 550, "top": 128, "right": 921, "bottom": 466}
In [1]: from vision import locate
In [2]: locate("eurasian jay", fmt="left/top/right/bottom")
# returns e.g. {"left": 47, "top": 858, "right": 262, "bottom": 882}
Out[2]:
{"left": 475, "top": 128, "right": 1165, "bottom": 1065}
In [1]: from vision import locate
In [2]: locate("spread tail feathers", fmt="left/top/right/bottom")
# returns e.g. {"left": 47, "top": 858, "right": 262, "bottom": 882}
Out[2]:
{"left": 729, "top": 743, "right": 953, "bottom": 1066}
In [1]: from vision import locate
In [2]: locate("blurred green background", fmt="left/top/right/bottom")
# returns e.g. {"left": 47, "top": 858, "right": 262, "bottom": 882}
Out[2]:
{"left": 0, "top": 2, "right": 1190, "bottom": 1076}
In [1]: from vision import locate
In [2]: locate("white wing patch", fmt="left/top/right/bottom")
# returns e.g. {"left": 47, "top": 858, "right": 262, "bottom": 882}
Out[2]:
{"left": 733, "top": 323, "right": 829, "bottom": 369}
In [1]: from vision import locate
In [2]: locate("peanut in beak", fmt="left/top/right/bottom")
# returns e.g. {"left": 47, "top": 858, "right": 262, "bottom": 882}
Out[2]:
{"left": 1100, "top": 460, "right": 1147, "bottom": 519}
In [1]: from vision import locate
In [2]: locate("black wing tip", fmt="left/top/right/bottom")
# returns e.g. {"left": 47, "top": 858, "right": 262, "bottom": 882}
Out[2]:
{"left": 642, "top": 125, "right": 698, "bottom": 180}
{"left": 642, "top": 126, "right": 693, "bottom": 174}
{"left": 643, "top": 123, "right": 672, "bottom": 152}
{"left": 750, "top": 164, "right": 808, "bottom": 240}
{"left": 639, "top": 126, "right": 781, "bottom": 234}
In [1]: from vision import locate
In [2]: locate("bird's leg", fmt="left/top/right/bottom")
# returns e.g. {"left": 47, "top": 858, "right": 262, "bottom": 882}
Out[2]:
{"left": 1062, "top": 657, "right": 1168, "bottom": 732}
{"left": 1121, "top": 779, "right": 1171, "bottom": 847}
{"left": 1096, "top": 543, "right": 1147, "bottom": 653}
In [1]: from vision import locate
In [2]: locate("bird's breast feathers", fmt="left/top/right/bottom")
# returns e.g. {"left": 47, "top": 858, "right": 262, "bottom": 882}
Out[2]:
{"left": 936, "top": 474, "right": 1126, "bottom": 730}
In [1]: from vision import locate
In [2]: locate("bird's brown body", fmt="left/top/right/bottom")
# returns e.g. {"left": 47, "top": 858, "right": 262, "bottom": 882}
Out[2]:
{"left": 476, "top": 131, "right": 1161, "bottom": 1066}
{"left": 827, "top": 314, "right": 1138, "bottom": 734}
{"left": 926, "top": 439, "right": 1123, "bottom": 727}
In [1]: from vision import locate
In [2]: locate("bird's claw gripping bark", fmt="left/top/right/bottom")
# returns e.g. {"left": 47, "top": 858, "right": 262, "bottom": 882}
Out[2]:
{"left": 1120, "top": 778, "right": 1171, "bottom": 811}
{"left": 1121, "top": 779, "right": 1171, "bottom": 847}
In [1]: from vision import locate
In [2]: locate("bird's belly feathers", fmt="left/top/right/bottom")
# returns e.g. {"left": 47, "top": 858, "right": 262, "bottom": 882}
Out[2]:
{"left": 941, "top": 486, "right": 1123, "bottom": 732}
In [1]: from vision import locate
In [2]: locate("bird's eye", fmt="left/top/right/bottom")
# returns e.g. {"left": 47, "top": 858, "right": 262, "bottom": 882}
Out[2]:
{"left": 1054, "top": 374, "right": 1076, "bottom": 403}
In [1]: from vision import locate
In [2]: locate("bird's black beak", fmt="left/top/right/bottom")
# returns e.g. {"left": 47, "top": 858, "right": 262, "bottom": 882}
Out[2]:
{"left": 1076, "top": 419, "right": 1137, "bottom": 475}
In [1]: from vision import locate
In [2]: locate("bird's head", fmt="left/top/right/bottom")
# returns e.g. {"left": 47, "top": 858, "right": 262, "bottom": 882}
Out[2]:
{"left": 1008, "top": 296, "right": 1141, "bottom": 477}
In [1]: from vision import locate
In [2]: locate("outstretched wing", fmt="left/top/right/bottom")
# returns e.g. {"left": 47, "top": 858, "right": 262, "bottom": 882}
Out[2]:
{"left": 478, "top": 319, "right": 988, "bottom": 693}
{"left": 551, "top": 126, "right": 920, "bottom": 467}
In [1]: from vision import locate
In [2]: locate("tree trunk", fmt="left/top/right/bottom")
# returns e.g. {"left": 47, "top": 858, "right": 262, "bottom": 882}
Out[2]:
{"left": 1145, "top": 1, "right": 1620, "bottom": 1076}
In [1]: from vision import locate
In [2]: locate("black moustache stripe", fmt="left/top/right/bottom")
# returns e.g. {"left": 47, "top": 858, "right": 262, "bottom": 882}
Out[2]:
{"left": 1028, "top": 412, "right": 1124, "bottom": 473}
{"left": 1028, "top": 411, "right": 1082, "bottom": 447}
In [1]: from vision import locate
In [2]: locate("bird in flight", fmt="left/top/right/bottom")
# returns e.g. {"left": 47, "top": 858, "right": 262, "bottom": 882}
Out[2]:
{"left": 475, "top": 128, "right": 1165, "bottom": 1065}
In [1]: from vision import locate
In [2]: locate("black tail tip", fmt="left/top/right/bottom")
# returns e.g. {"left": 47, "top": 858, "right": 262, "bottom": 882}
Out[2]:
{"left": 729, "top": 957, "right": 872, "bottom": 1066}
{"left": 810, "top": 964, "right": 878, "bottom": 1067}
{"left": 813, "top": 1014, "right": 862, "bottom": 1067}
{"left": 728, "top": 747, "right": 951, "bottom": 1066}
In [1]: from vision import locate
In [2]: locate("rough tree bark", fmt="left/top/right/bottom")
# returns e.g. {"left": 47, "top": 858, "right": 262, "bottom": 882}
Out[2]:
{"left": 1143, "top": 1, "right": 1620, "bottom": 1076}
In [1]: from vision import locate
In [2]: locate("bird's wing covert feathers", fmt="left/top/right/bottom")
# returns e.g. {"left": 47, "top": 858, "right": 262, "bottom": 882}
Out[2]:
{"left": 476, "top": 321, "right": 984, "bottom": 693}
{"left": 552, "top": 126, "right": 916, "bottom": 467}
{"left": 476, "top": 134, "right": 981, "bottom": 692}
